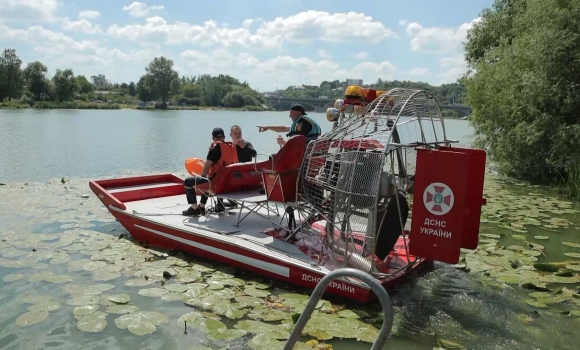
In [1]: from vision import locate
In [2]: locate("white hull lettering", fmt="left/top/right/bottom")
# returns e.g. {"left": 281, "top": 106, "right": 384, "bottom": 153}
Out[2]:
{"left": 420, "top": 226, "right": 452, "bottom": 238}
{"left": 423, "top": 218, "right": 447, "bottom": 228}
{"left": 302, "top": 274, "right": 356, "bottom": 294}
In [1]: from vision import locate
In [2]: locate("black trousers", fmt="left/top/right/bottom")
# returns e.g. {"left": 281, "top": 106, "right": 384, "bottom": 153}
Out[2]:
{"left": 183, "top": 176, "right": 226, "bottom": 208}
{"left": 184, "top": 176, "right": 209, "bottom": 205}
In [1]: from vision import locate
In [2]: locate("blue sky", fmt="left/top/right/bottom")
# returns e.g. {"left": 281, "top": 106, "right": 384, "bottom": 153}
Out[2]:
{"left": 0, "top": 0, "right": 493, "bottom": 91}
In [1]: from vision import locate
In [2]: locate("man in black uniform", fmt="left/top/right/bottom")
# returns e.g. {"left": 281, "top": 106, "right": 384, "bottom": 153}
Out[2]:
{"left": 182, "top": 128, "right": 228, "bottom": 217}
{"left": 375, "top": 179, "right": 410, "bottom": 261}
{"left": 257, "top": 104, "right": 322, "bottom": 146}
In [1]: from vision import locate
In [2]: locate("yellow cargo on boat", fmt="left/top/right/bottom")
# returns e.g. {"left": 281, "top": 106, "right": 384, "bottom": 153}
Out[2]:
{"left": 345, "top": 86, "right": 367, "bottom": 100}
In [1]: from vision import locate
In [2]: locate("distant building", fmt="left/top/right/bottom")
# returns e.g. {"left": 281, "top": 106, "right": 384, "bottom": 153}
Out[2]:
{"left": 346, "top": 79, "right": 363, "bottom": 86}
{"left": 302, "top": 84, "right": 317, "bottom": 89}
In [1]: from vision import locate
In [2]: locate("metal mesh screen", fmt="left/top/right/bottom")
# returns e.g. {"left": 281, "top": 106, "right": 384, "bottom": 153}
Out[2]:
{"left": 297, "top": 88, "right": 450, "bottom": 274}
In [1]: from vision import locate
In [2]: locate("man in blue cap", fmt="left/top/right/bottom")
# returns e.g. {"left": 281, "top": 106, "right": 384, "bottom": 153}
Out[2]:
{"left": 258, "top": 104, "right": 322, "bottom": 145}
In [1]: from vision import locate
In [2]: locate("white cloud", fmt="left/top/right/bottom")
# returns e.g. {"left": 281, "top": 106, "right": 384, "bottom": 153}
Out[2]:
{"left": 406, "top": 18, "right": 481, "bottom": 54}
{"left": 107, "top": 11, "right": 396, "bottom": 49}
{"left": 437, "top": 55, "right": 467, "bottom": 84}
{"left": 0, "top": 0, "right": 60, "bottom": 22}
{"left": 178, "top": 49, "right": 396, "bottom": 91}
{"left": 123, "top": 2, "right": 164, "bottom": 18}
{"left": 405, "top": 18, "right": 481, "bottom": 84}
{"left": 257, "top": 11, "right": 397, "bottom": 44}
{"left": 1, "top": 24, "right": 98, "bottom": 53}
{"left": 79, "top": 10, "right": 100, "bottom": 20}
{"left": 407, "top": 67, "right": 430, "bottom": 76}
{"left": 354, "top": 52, "right": 369, "bottom": 59}
{"left": 107, "top": 16, "right": 283, "bottom": 49}
{"left": 398, "top": 20, "right": 407, "bottom": 26}
{"left": 318, "top": 50, "right": 331, "bottom": 59}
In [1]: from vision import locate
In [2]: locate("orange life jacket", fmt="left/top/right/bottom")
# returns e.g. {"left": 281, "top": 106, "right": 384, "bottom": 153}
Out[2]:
{"left": 208, "top": 141, "right": 239, "bottom": 179}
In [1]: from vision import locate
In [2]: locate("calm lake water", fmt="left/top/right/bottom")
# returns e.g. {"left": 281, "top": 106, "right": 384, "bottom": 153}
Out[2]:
{"left": 0, "top": 109, "right": 473, "bottom": 183}
{"left": 1, "top": 109, "right": 579, "bottom": 350}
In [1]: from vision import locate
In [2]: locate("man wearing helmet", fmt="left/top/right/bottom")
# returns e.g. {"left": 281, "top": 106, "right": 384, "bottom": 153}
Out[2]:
{"left": 257, "top": 104, "right": 322, "bottom": 146}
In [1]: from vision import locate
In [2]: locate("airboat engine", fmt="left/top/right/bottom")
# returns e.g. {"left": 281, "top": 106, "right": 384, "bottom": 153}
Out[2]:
{"left": 299, "top": 87, "right": 463, "bottom": 275}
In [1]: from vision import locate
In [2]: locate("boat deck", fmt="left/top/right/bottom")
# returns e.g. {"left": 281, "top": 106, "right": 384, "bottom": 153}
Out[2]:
{"left": 123, "top": 192, "right": 337, "bottom": 274}
{"left": 122, "top": 190, "right": 416, "bottom": 279}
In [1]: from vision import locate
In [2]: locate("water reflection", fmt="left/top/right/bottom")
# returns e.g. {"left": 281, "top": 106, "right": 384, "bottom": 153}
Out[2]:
{"left": 0, "top": 109, "right": 474, "bottom": 182}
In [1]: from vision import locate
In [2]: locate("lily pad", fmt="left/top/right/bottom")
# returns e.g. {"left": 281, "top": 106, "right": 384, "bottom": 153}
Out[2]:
{"left": 105, "top": 304, "right": 140, "bottom": 315}
{"left": 125, "top": 278, "right": 155, "bottom": 287}
{"left": 16, "top": 311, "right": 49, "bottom": 326}
{"left": 565, "top": 265, "right": 580, "bottom": 272}
{"left": 177, "top": 311, "right": 204, "bottom": 326}
{"left": 164, "top": 284, "right": 188, "bottom": 293}
{"left": 244, "top": 287, "right": 270, "bottom": 298}
{"left": 564, "top": 253, "right": 580, "bottom": 259}
{"left": 3, "top": 273, "right": 25, "bottom": 282}
{"left": 208, "top": 328, "right": 247, "bottom": 341}
{"left": 77, "top": 316, "right": 107, "bottom": 332}
{"left": 73, "top": 305, "right": 99, "bottom": 316}
{"left": 138, "top": 288, "right": 169, "bottom": 298}
{"left": 534, "top": 236, "right": 549, "bottom": 240}
{"left": 115, "top": 313, "right": 141, "bottom": 330}
{"left": 562, "top": 242, "right": 580, "bottom": 249}
{"left": 196, "top": 318, "right": 227, "bottom": 334}
{"left": 133, "top": 311, "right": 169, "bottom": 326}
{"left": 108, "top": 294, "right": 130, "bottom": 304}
{"left": 28, "top": 301, "right": 63, "bottom": 312}
{"left": 128, "top": 321, "right": 156, "bottom": 336}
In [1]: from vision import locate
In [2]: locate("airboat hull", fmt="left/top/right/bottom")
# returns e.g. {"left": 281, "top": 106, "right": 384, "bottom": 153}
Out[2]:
{"left": 90, "top": 173, "right": 431, "bottom": 303}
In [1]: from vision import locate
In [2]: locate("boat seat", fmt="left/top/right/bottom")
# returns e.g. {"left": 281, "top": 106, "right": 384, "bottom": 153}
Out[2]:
{"left": 256, "top": 135, "right": 307, "bottom": 203}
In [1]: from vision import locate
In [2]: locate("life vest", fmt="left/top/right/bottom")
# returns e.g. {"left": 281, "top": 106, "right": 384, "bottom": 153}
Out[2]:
{"left": 207, "top": 141, "right": 239, "bottom": 179}
{"left": 287, "top": 115, "right": 322, "bottom": 142}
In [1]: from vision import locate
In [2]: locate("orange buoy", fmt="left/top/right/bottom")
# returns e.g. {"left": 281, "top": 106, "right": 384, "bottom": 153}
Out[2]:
{"left": 185, "top": 157, "right": 205, "bottom": 176}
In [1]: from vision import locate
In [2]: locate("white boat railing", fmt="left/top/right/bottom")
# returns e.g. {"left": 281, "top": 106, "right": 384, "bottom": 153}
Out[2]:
{"left": 283, "top": 268, "right": 394, "bottom": 350}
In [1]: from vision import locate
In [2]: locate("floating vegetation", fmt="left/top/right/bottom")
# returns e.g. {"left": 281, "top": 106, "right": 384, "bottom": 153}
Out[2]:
{"left": 1, "top": 171, "right": 580, "bottom": 349}
{"left": 459, "top": 173, "right": 580, "bottom": 327}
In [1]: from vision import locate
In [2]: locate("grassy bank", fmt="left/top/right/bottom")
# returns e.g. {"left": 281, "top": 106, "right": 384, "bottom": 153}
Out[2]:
{"left": 0, "top": 101, "right": 122, "bottom": 109}
{"left": 554, "top": 163, "right": 580, "bottom": 200}
{"left": 0, "top": 101, "right": 273, "bottom": 112}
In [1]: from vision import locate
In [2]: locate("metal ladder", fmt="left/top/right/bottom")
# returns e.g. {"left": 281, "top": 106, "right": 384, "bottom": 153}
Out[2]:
{"left": 283, "top": 268, "right": 394, "bottom": 350}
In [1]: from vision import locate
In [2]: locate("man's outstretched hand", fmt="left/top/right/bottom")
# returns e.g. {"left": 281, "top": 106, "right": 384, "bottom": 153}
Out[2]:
{"left": 257, "top": 126, "right": 269, "bottom": 132}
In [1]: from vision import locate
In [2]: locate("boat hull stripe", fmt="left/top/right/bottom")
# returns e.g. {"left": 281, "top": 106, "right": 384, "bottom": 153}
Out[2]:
{"left": 135, "top": 224, "right": 291, "bottom": 278}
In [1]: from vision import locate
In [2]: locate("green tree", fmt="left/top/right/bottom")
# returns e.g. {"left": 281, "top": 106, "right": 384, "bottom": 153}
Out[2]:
{"left": 0, "top": 49, "right": 23, "bottom": 101}
{"left": 463, "top": 0, "right": 580, "bottom": 186}
{"left": 144, "top": 56, "right": 179, "bottom": 107}
{"left": 23, "top": 61, "right": 48, "bottom": 100}
{"left": 76, "top": 75, "right": 94, "bottom": 94}
{"left": 52, "top": 69, "right": 78, "bottom": 101}
{"left": 128, "top": 82, "right": 136, "bottom": 96}
{"left": 136, "top": 75, "right": 152, "bottom": 102}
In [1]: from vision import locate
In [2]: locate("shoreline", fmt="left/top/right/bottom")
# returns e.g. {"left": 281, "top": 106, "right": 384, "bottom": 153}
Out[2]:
{"left": 0, "top": 103, "right": 273, "bottom": 112}
{"left": 0, "top": 103, "right": 468, "bottom": 118}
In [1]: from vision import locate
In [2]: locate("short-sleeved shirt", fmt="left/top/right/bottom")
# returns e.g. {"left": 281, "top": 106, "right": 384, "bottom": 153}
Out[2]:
{"left": 206, "top": 141, "right": 257, "bottom": 163}
{"left": 293, "top": 118, "right": 313, "bottom": 136}
{"left": 206, "top": 145, "right": 221, "bottom": 163}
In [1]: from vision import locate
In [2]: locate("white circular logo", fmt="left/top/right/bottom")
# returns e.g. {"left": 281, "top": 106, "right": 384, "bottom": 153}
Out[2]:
{"left": 423, "top": 182, "right": 454, "bottom": 216}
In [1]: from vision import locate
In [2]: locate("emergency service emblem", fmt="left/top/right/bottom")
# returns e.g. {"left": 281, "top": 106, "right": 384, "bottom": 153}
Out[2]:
{"left": 423, "top": 182, "right": 454, "bottom": 216}
{"left": 296, "top": 123, "right": 302, "bottom": 132}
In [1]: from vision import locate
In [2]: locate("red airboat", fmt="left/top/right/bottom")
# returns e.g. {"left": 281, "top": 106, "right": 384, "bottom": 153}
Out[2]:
{"left": 90, "top": 87, "right": 486, "bottom": 303}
